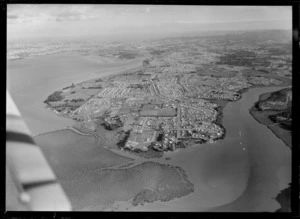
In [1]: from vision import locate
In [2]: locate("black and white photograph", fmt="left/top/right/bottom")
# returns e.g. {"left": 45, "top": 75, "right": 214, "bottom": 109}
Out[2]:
{"left": 6, "top": 4, "right": 294, "bottom": 212}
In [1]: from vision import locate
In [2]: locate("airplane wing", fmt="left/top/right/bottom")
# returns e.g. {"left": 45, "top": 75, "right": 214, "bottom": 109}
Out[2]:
{"left": 6, "top": 91, "right": 72, "bottom": 211}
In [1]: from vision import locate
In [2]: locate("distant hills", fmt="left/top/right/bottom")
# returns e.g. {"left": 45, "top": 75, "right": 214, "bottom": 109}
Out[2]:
{"left": 165, "top": 29, "right": 292, "bottom": 43}
{"left": 221, "top": 29, "right": 292, "bottom": 43}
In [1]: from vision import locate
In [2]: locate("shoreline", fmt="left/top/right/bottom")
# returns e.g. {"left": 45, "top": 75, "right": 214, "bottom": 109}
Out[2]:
{"left": 8, "top": 52, "right": 144, "bottom": 136}
{"left": 248, "top": 88, "right": 291, "bottom": 149}
{"left": 40, "top": 59, "right": 291, "bottom": 140}
{"left": 249, "top": 109, "right": 291, "bottom": 149}
{"left": 35, "top": 61, "right": 292, "bottom": 211}
{"left": 39, "top": 75, "right": 291, "bottom": 152}
{"left": 204, "top": 86, "right": 291, "bottom": 212}
{"left": 33, "top": 80, "right": 291, "bottom": 211}
{"left": 8, "top": 29, "right": 292, "bottom": 211}
{"left": 207, "top": 79, "right": 291, "bottom": 144}
{"left": 248, "top": 88, "right": 291, "bottom": 212}
{"left": 34, "top": 128, "right": 195, "bottom": 210}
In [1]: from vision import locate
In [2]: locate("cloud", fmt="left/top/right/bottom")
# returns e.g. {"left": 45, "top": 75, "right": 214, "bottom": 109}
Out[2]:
{"left": 7, "top": 14, "right": 18, "bottom": 19}
{"left": 176, "top": 20, "right": 198, "bottom": 24}
{"left": 7, "top": 13, "right": 35, "bottom": 24}
{"left": 54, "top": 9, "right": 95, "bottom": 22}
{"left": 7, "top": 5, "right": 96, "bottom": 23}
{"left": 55, "top": 11, "right": 81, "bottom": 22}
{"left": 7, "top": 5, "right": 292, "bottom": 41}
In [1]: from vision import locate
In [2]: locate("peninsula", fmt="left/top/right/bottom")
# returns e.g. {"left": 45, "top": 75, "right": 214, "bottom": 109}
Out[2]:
{"left": 44, "top": 61, "right": 288, "bottom": 158}
{"left": 39, "top": 30, "right": 292, "bottom": 210}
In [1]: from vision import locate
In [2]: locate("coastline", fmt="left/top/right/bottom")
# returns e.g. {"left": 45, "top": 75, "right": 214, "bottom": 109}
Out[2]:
{"left": 210, "top": 99, "right": 229, "bottom": 141}
{"left": 16, "top": 52, "right": 291, "bottom": 211}
{"left": 207, "top": 78, "right": 291, "bottom": 144}
{"left": 7, "top": 53, "right": 144, "bottom": 136}
{"left": 7, "top": 28, "right": 293, "bottom": 212}
{"left": 38, "top": 71, "right": 291, "bottom": 159}
{"left": 247, "top": 87, "right": 292, "bottom": 212}
{"left": 32, "top": 79, "right": 292, "bottom": 211}
{"left": 34, "top": 129, "right": 195, "bottom": 210}
{"left": 222, "top": 85, "right": 291, "bottom": 211}
{"left": 205, "top": 86, "right": 291, "bottom": 212}
{"left": 248, "top": 87, "right": 291, "bottom": 149}
{"left": 249, "top": 109, "right": 291, "bottom": 149}
{"left": 275, "top": 185, "right": 291, "bottom": 212}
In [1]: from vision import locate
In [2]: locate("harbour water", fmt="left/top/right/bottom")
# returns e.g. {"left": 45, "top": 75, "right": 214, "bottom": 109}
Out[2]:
{"left": 126, "top": 86, "right": 291, "bottom": 212}
{"left": 7, "top": 54, "right": 291, "bottom": 211}
{"left": 7, "top": 53, "right": 143, "bottom": 135}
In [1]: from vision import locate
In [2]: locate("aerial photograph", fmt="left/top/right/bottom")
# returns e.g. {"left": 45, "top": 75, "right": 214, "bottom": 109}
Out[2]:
{"left": 6, "top": 5, "right": 292, "bottom": 212}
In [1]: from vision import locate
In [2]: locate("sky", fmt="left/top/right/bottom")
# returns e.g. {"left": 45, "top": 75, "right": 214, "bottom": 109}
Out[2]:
{"left": 7, "top": 5, "right": 292, "bottom": 42}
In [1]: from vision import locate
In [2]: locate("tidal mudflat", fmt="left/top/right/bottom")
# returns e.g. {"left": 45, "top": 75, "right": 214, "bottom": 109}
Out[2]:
{"left": 34, "top": 129, "right": 194, "bottom": 210}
